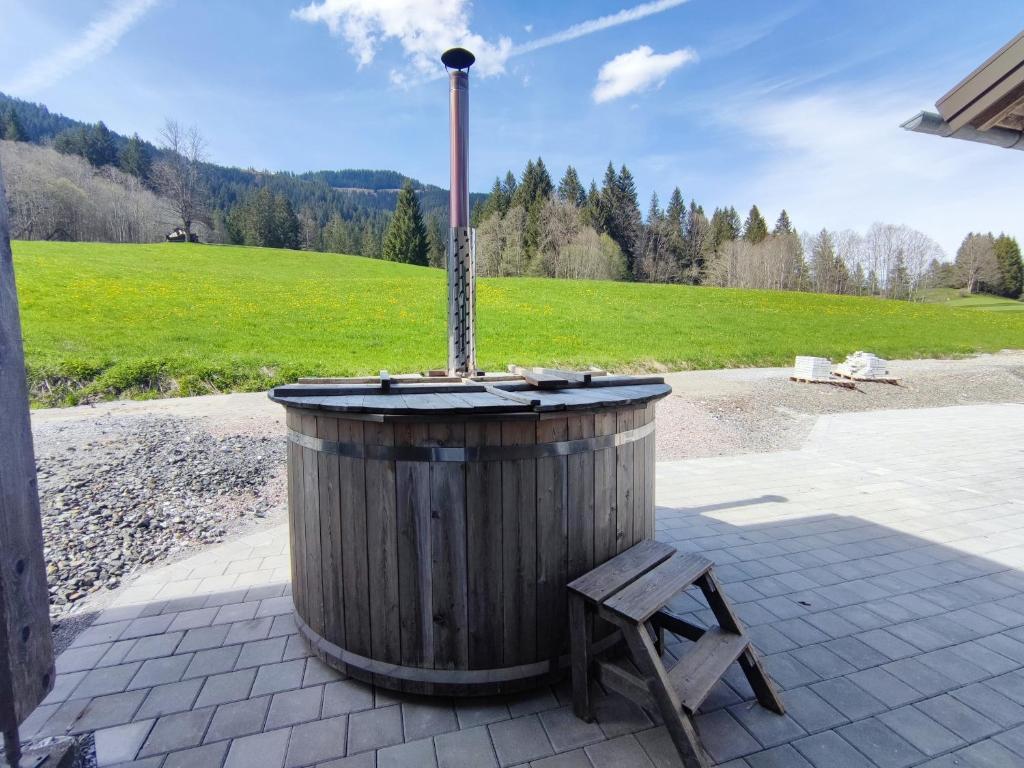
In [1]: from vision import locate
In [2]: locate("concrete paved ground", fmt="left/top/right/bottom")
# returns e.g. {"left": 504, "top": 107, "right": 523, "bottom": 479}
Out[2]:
{"left": 21, "top": 403, "right": 1024, "bottom": 767}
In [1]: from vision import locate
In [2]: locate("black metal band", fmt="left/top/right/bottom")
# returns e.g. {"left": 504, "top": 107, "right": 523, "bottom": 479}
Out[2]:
{"left": 287, "top": 419, "right": 654, "bottom": 462}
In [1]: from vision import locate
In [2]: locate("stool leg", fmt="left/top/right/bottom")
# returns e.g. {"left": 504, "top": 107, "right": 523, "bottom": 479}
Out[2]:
{"left": 569, "top": 593, "right": 594, "bottom": 721}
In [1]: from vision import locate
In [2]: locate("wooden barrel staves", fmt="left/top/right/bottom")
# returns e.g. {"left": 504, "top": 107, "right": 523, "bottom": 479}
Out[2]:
{"left": 270, "top": 376, "right": 670, "bottom": 696}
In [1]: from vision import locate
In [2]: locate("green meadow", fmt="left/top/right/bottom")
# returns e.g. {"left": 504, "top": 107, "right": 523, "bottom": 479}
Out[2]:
{"left": 13, "top": 241, "right": 1024, "bottom": 406}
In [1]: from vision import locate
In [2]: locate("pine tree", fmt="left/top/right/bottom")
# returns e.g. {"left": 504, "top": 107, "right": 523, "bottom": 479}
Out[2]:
{"left": 382, "top": 180, "right": 428, "bottom": 265}
{"left": 85, "top": 121, "right": 117, "bottom": 166}
{"left": 993, "top": 234, "right": 1024, "bottom": 299}
{"left": 119, "top": 133, "right": 152, "bottom": 180}
{"left": 1, "top": 108, "right": 25, "bottom": 141}
{"left": 664, "top": 188, "right": 686, "bottom": 268}
{"left": 743, "top": 204, "right": 768, "bottom": 244}
{"left": 683, "top": 200, "right": 707, "bottom": 281}
{"left": 774, "top": 209, "right": 793, "bottom": 235}
{"left": 609, "top": 164, "right": 643, "bottom": 274}
{"left": 426, "top": 213, "right": 446, "bottom": 268}
{"left": 557, "top": 165, "right": 585, "bottom": 207}
{"left": 581, "top": 180, "right": 603, "bottom": 232}
{"left": 502, "top": 170, "right": 518, "bottom": 200}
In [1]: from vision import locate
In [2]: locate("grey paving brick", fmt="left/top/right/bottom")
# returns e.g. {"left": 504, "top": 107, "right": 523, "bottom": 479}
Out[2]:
{"left": 455, "top": 697, "right": 510, "bottom": 729}
{"left": 770, "top": 619, "right": 830, "bottom": 647}
{"left": 402, "top": 700, "right": 459, "bottom": 741}
{"left": 97, "top": 640, "right": 137, "bottom": 669}
{"left": 57, "top": 643, "right": 112, "bottom": 673}
{"left": 34, "top": 697, "right": 90, "bottom": 738}
{"left": 854, "top": 629, "right": 919, "bottom": 661}
{"left": 586, "top": 734, "right": 656, "bottom": 767}
{"left": 286, "top": 715, "right": 351, "bottom": 767}
{"left": 727, "top": 702, "right": 806, "bottom": 748}
{"left": 634, "top": 726, "right": 690, "bottom": 768}
{"left": 235, "top": 636, "right": 287, "bottom": 669}
{"left": 839, "top": 720, "right": 929, "bottom": 768}
{"left": 879, "top": 658, "right": 957, "bottom": 697}
{"left": 538, "top": 706, "right": 606, "bottom": 752}
{"left": 529, "top": 747, "right": 592, "bottom": 767}
{"left": 194, "top": 668, "right": 257, "bottom": 708}
{"left": 177, "top": 624, "right": 231, "bottom": 653}
{"left": 213, "top": 600, "right": 260, "bottom": 625}
{"left": 774, "top": 687, "right": 846, "bottom": 734}
{"left": 93, "top": 719, "right": 154, "bottom": 766}
{"left": 322, "top": 679, "right": 374, "bottom": 716}
{"left": 951, "top": 682, "right": 1024, "bottom": 727}
{"left": 761, "top": 653, "right": 818, "bottom": 689}
{"left": 266, "top": 684, "right": 323, "bottom": 730}
{"left": 877, "top": 706, "right": 964, "bottom": 757}
{"left": 127, "top": 654, "right": 192, "bottom": 690}
{"left": 803, "top": 612, "right": 860, "bottom": 640}
{"left": 346, "top": 704, "right": 404, "bottom": 754}
{"left": 318, "top": 753, "right": 375, "bottom": 768}
{"left": 507, "top": 687, "right": 560, "bottom": 717}
{"left": 70, "top": 690, "right": 148, "bottom": 733}
{"left": 377, "top": 737, "right": 438, "bottom": 768}
{"left": 224, "top": 727, "right": 291, "bottom": 768}
{"left": 977, "top": 633, "right": 1024, "bottom": 664}
{"left": 138, "top": 706, "right": 214, "bottom": 756}
{"left": 185, "top": 645, "right": 243, "bottom": 679}
{"left": 123, "top": 632, "right": 184, "bottom": 662}
{"left": 282, "top": 633, "right": 310, "bottom": 661}
{"left": 954, "top": 738, "right": 1022, "bottom": 767}
{"left": 994, "top": 723, "right": 1024, "bottom": 758}
{"left": 792, "top": 730, "right": 874, "bottom": 768}
{"left": 163, "top": 740, "right": 229, "bottom": 768}
{"left": 789, "top": 644, "right": 856, "bottom": 678}
{"left": 135, "top": 678, "right": 204, "bottom": 719}
{"left": 167, "top": 606, "right": 220, "bottom": 632}
{"left": 948, "top": 640, "right": 1019, "bottom": 675}
{"left": 490, "top": 715, "right": 554, "bottom": 766}
{"left": 984, "top": 670, "right": 1024, "bottom": 706}
{"left": 745, "top": 744, "right": 814, "bottom": 768}
{"left": 592, "top": 693, "right": 653, "bottom": 739}
{"left": 846, "top": 668, "right": 920, "bottom": 708}
{"left": 225, "top": 616, "right": 275, "bottom": 645}
{"left": 435, "top": 724, "right": 499, "bottom": 768}
{"left": 916, "top": 647, "right": 989, "bottom": 685}
{"left": 71, "top": 662, "right": 142, "bottom": 699}
{"left": 915, "top": 694, "right": 1001, "bottom": 741}
{"left": 303, "top": 656, "right": 343, "bottom": 686}
{"left": 693, "top": 709, "right": 760, "bottom": 763}
{"left": 72, "top": 621, "right": 131, "bottom": 649}
{"left": 204, "top": 695, "right": 271, "bottom": 742}
{"left": 251, "top": 659, "right": 306, "bottom": 696}
{"left": 121, "top": 615, "right": 176, "bottom": 641}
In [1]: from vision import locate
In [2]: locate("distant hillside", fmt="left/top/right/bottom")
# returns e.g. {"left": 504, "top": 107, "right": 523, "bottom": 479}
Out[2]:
{"left": 0, "top": 92, "right": 484, "bottom": 229}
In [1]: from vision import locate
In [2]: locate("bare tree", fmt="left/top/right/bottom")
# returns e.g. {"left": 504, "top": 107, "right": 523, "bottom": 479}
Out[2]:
{"left": 151, "top": 120, "right": 210, "bottom": 240}
{"left": 955, "top": 233, "right": 999, "bottom": 294}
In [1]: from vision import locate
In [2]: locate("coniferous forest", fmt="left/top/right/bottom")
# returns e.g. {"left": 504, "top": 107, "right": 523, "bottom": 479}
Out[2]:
{"left": 1, "top": 92, "right": 1021, "bottom": 301}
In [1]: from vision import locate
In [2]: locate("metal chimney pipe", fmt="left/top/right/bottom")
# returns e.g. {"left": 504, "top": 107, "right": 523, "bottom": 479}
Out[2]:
{"left": 442, "top": 47, "right": 476, "bottom": 375}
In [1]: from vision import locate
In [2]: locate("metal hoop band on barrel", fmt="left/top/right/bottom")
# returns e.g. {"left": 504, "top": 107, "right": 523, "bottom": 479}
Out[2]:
{"left": 287, "top": 419, "right": 654, "bottom": 462}
{"left": 295, "top": 611, "right": 621, "bottom": 693}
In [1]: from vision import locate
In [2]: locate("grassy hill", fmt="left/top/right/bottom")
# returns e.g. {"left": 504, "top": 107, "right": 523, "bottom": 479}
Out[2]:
{"left": 13, "top": 241, "right": 1024, "bottom": 406}
{"left": 919, "top": 287, "right": 1024, "bottom": 312}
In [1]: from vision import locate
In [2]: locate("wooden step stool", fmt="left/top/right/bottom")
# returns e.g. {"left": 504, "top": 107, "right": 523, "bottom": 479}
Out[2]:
{"left": 568, "top": 540, "right": 784, "bottom": 768}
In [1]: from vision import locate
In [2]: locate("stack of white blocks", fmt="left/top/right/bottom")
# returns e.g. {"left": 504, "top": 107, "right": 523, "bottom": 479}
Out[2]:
{"left": 836, "top": 351, "right": 889, "bottom": 379}
{"left": 793, "top": 356, "right": 832, "bottom": 380}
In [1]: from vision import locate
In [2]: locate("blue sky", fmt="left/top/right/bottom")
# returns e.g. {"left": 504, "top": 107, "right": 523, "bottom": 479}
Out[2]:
{"left": 1, "top": 0, "right": 1022, "bottom": 255}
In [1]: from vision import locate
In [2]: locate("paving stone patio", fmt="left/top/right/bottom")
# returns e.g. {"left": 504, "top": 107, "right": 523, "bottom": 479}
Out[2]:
{"left": 21, "top": 402, "right": 1024, "bottom": 767}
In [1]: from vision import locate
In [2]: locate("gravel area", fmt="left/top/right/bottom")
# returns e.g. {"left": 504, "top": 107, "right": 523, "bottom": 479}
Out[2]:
{"left": 33, "top": 412, "right": 284, "bottom": 647}
{"left": 28, "top": 351, "right": 1024, "bottom": 649}
{"left": 655, "top": 351, "right": 1024, "bottom": 459}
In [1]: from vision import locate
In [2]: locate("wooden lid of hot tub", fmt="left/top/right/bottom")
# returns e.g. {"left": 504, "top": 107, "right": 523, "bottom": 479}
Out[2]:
{"left": 269, "top": 366, "right": 671, "bottom": 417}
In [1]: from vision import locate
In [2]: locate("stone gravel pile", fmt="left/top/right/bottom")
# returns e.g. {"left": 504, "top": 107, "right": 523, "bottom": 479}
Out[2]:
{"left": 34, "top": 416, "right": 285, "bottom": 620}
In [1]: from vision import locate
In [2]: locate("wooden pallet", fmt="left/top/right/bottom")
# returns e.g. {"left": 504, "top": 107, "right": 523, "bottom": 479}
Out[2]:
{"left": 833, "top": 372, "right": 900, "bottom": 385}
{"left": 789, "top": 375, "right": 857, "bottom": 389}
{"left": 568, "top": 542, "right": 784, "bottom": 768}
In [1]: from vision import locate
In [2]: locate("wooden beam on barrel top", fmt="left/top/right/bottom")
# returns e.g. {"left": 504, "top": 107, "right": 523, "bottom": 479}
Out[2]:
{"left": 506, "top": 364, "right": 570, "bottom": 389}
{"left": 0, "top": 160, "right": 55, "bottom": 768}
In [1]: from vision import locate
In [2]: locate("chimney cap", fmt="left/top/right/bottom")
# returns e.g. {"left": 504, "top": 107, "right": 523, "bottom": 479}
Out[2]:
{"left": 441, "top": 47, "right": 475, "bottom": 71}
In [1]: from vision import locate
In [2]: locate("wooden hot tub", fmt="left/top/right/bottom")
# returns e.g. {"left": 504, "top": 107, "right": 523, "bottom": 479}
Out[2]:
{"left": 270, "top": 373, "right": 670, "bottom": 695}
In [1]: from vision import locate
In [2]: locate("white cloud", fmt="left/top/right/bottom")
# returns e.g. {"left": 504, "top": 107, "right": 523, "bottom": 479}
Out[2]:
{"left": 708, "top": 84, "right": 1022, "bottom": 256}
{"left": 2, "top": 0, "right": 159, "bottom": 96}
{"left": 291, "top": 0, "right": 690, "bottom": 83}
{"left": 592, "top": 46, "right": 696, "bottom": 103}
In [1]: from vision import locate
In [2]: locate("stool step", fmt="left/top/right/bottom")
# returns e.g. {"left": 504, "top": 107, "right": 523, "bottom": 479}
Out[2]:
{"left": 568, "top": 539, "right": 675, "bottom": 604}
{"left": 603, "top": 553, "right": 713, "bottom": 623}
{"left": 668, "top": 629, "right": 750, "bottom": 714}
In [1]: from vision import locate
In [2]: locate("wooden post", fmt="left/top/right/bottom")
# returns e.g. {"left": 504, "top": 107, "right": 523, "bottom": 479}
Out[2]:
{"left": 0, "top": 158, "right": 55, "bottom": 766}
